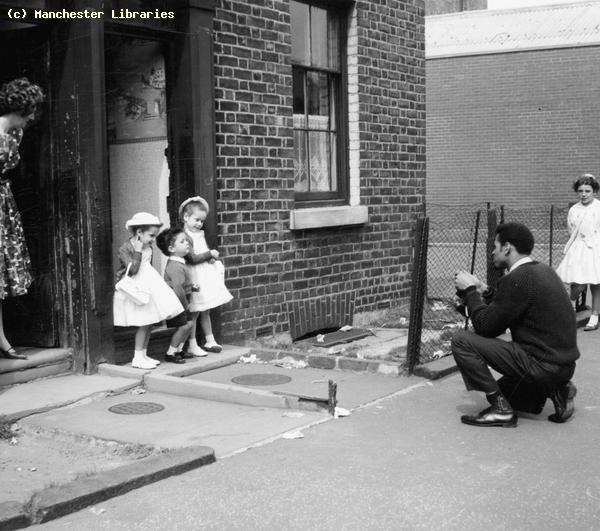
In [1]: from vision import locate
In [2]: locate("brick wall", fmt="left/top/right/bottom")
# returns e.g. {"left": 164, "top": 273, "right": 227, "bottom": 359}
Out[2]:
{"left": 213, "top": 0, "right": 425, "bottom": 342}
{"left": 427, "top": 47, "right": 600, "bottom": 209}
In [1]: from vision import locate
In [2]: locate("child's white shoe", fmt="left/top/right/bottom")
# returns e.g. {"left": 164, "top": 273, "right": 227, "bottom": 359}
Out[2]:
{"left": 132, "top": 354, "right": 157, "bottom": 370}
{"left": 203, "top": 342, "right": 222, "bottom": 353}
{"left": 143, "top": 353, "right": 160, "bottom": 366}
{"left": 187, "top": 343, "right": 208, "bottom": 357}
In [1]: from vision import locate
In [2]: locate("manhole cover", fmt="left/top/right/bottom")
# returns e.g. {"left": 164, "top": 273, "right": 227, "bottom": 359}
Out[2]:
{"left": 108, "top": 402, "right": 165, "bottom": 415}
{"left": 231, "top": 373, "right": 292, "bottom": 386}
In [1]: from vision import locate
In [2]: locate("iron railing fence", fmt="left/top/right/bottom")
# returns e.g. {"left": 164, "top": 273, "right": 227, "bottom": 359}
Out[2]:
{"left": 407, "top": 203, "right": 572, "bottom": 373}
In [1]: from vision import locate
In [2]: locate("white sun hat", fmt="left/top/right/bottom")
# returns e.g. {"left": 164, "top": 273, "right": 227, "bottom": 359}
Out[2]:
{"left": 125, "top": 212, "right": 163, "bottom": 230}
{"left": 178, "top": 196, "right": 210, "bottom": 219}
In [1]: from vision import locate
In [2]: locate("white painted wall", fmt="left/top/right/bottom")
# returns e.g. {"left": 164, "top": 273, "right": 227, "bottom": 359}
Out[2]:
{"left": 488, "top": 0, "right": 589, "bottom": 9}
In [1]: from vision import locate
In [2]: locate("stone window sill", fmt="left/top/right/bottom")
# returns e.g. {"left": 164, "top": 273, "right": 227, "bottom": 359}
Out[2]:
{"left": 290, "top": 205, "right": 368, "bottom": 230}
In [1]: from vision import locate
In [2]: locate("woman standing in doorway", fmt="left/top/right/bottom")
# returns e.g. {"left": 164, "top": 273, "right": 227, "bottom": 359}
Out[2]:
{"left": 0, "top": 77, "right": 45, "bottom": 359}
{"left": 556, "top": 173, "right": 600, "bottom": 331}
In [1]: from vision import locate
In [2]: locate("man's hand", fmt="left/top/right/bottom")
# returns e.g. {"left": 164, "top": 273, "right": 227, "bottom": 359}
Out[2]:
{"left": 454, "top": 271, "right": 482, "bottom": 291}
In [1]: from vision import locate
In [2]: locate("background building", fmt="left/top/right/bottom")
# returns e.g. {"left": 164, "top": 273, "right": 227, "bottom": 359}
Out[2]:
{"left": 426, "top": 1, "right": 600, "bottom": 208}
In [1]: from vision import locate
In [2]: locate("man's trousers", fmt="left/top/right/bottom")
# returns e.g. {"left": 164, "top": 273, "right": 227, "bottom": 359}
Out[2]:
{"left": 451, "top": 330, "right": 575, "bottom": 414}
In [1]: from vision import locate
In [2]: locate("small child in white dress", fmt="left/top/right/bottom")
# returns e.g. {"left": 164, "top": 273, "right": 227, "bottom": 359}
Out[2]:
{"left": 113, "top": 212, "right": 184, "bottom": 369}
{"left": 179, "top": 196, "right": 233, "bottom": 354}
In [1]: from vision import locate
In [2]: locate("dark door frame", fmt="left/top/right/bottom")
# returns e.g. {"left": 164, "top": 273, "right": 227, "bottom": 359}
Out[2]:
{"left": 47, "top": 0, "right": 218, "bottom": 371}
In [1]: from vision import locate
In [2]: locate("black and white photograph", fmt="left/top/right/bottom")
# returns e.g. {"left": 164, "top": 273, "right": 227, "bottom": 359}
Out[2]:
{"left": 0, "top": 0, "right": 598, "bottom": 529}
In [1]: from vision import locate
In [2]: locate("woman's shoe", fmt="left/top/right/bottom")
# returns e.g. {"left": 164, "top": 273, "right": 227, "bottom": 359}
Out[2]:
{"left": 583, "top": 321, "right": 599, "bottom": 331}
{"left": 0, "top": 348, "right": 27, "bottom": 360}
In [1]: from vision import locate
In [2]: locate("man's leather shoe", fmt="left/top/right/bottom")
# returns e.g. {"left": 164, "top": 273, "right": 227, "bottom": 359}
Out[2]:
{"left": 461, "top": 406, "right": 517, "bottom": 427}
{"left": 548, "top": 381, "right": 576, "bottom": 423}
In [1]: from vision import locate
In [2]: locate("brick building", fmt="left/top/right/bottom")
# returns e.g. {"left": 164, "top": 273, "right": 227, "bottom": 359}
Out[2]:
{"left": 426, "top": 2, "right": 600, "bottom": 208}
{"left": 0, "top": 0, "right": 425, "bottom": 376}
{"left": 213, "top": 0, "right": 426, "bottom": 343}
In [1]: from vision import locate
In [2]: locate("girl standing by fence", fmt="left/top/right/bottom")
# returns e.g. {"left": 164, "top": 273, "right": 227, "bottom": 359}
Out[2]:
{"left": 556, "top": 174, "right": 600, "bottom": 331}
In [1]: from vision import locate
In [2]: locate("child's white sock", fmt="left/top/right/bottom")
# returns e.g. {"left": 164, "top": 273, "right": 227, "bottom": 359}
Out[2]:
{"left": 189, "top": 337, "right": 199, "bottom": 347}
{"left": 166, "top": 345, "right": 179, "bottom": 356}
{"left": 588, "top": 314, "right": 599, "bottom": 327}
{"left": 177, "top": 343, "right": 184, "bottom": 353}
{"left": 205, "top": 334, "right": 216, "bottom": 345}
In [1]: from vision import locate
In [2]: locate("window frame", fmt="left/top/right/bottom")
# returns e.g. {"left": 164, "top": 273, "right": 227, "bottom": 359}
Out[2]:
{"left": 291, "top": 0, "right": 350, "bottom": 208}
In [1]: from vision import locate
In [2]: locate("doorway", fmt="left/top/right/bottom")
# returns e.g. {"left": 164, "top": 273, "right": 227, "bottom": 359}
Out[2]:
{"left": 0, "top": 23, "right": 58, "bottom": 348}
{"left": 105, "top": 33, "right": 173, "bottom": 361}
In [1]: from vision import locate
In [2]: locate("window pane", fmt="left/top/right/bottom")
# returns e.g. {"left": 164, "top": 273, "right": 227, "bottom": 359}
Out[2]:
{"left": 309, "top": 131, "right": 331, "bottom": 192}
{"left": 294, "top": 130, "right": 309, "bottom": 192}
{"left": 330, "top": 133, "right": 337, "bottom": 191}
{"left": 329, "top": 76, "right": 337, "bottom": 131}
{"left": 291, "top": 1, "right": 310, "bottom": 66}
{"left": 292, "top": 68, "right": 305, "bottom": 116}
{"left": 310, "top": 6, "right": 328, "bottom": 69}
{"left": 327, "top": 13, "right": 340, "bottom": 71}
{"left": 307, "top": 71, "right": 329, "bottom": 131}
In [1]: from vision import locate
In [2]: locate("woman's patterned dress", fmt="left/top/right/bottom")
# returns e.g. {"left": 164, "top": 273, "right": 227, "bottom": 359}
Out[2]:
{"left": 0, "top": 128, "right": 32, "bottom": 299}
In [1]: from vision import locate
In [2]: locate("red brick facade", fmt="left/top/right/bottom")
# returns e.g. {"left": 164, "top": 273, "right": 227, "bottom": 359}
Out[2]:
{"left": 213, "top": 0, "right": 426, "bottom": 342}
{"left": 427, "top": 46, "right": 600, "bottom": 208}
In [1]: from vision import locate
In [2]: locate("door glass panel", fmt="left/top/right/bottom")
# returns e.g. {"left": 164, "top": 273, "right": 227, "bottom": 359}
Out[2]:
{"left": 105, "top": 36, "right": 170, "bottom": 277}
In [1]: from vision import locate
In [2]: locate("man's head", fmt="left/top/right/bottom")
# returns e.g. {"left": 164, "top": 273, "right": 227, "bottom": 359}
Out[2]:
{"left": 492, "top": 222, "right": 534, "bottom": 269}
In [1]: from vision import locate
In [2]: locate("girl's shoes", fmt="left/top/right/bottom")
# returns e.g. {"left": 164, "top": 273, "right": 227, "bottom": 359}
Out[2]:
{"left": 0, "top": 348, "right": 27, "bottom": 360}
{"left": 164, "top": 354, "right": 186, "bottom": 364}
{"left": 203, "top": 342, "right": 222, "bottom": 353}
{"left": 187, "top": 343, "right": 208, "bottom": 357}
{"left": 131, "top": 355, "right": 157, "bottom": 370}
{"left": 143, "top": 353, "right": 160, "bottom": 367}
{"left": 584, "top": 322, "right": 599, "bottom": 331}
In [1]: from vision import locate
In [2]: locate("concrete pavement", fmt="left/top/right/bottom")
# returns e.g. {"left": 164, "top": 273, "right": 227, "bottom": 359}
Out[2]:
{"left": 36, "top": 329, "right": 600, "bottom": 530}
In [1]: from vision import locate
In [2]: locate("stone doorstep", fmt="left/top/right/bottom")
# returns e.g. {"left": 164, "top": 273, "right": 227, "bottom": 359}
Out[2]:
{"left": 248, "top": 347, "right": 404, "bottom": 376}
{"left": 0, "top": 348, "right": 74, "bottom": 389}
{"left": 0, "top": 446, "right": 215, "bottom": 529}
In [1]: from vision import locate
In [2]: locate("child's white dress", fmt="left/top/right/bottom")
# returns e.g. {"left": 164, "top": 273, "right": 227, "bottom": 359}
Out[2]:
{"left": 556, "top": 198, "right": 600, "bottom": 284}
{"left": 186, "top": 229, "right": 233, "bottom": 312}
{"left": 113, "top": 247, "right": 184, "bottom": 327}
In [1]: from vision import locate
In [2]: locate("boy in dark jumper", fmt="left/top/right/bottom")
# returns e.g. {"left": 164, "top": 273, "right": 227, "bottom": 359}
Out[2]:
{"left": 452, "top": 222, "right": 580, "bottom": 427}
{"left": 156, "top": 227, "right": 201, "bottom": 363}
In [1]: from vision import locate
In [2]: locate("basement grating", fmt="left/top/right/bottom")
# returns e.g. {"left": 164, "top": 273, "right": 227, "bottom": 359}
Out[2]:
{"left": 231, "top": 373, "right": 292, "bottom": 386}
{"left": 108, "top": 402, "right": 165, "bottom": 415}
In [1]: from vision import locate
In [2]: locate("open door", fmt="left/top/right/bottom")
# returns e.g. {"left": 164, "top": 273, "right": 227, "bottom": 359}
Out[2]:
{"left": 1, "top": 25, "right": 58, "bottom": 347}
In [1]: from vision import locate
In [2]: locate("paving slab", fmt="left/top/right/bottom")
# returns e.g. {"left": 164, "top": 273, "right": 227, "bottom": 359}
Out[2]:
{"left": 19, "top": 392, "right": 327, "bottom": 458}
{"left": 0, "top": 374, "right": 139, "bottom": 421}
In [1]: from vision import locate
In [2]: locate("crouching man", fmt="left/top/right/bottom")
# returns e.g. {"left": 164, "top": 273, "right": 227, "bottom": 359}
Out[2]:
{"left": 452, "top": 222, "right": 579, "bottom": 427}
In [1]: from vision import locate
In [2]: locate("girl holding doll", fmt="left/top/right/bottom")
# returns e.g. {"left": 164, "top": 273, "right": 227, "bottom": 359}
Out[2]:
{"left": 179, "top": 196, "right": 233, "bottom": 354}
{"left": 113, "top": 212, "right": 184, "bottom": 369}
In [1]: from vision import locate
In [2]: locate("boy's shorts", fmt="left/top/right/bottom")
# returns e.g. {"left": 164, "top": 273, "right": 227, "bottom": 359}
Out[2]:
{"left": 166, "top": 310, "right": 192, "bottom": 328}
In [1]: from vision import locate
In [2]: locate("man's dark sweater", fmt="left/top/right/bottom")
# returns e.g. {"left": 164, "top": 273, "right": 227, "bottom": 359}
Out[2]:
{"left": 462, "top": 261, "right": 580, "bottom": 365}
